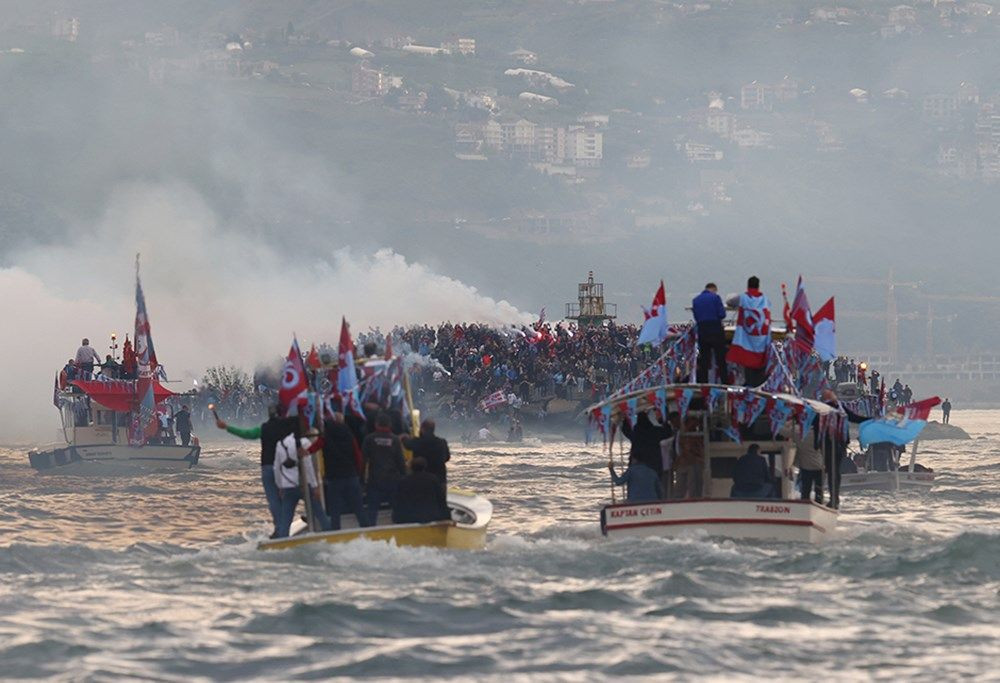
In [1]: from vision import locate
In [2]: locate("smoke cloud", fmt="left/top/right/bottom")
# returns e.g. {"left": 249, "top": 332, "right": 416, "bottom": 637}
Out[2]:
{"left": 1, "top": 181, "right": 527, "bottom": 442}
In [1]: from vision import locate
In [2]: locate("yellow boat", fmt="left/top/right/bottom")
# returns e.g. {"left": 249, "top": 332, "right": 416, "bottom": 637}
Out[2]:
{"left": 257, "top": 488, "right": 492, "bottom": 551}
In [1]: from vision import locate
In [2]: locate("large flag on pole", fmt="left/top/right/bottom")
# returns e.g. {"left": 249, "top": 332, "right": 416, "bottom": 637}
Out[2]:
{"left": 279, "top": 337, "right": 309, "bottom": 413}
{"left": 338, "top": 318, "right": 358, "bottom": 394}
{"left": 814, "top": 297, "right": 836, "bottom": 362}
{"left": 132, "top": 257, "right": 159, "bottom": 443}
{"left": 790, "top": 276, "right": 814, "bottom": 354}
{"left": 337, "top": 317, "right": 365, "bottom": 418}
{"left": 637, "top": 280, "right": 668, "bottom": 346}
{"left": 859, "top": 396, "right": 940, "bottom": 448}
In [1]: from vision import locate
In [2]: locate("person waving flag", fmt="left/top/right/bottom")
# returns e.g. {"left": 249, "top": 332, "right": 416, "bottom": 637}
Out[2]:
{"left": 637, "top": 280, "right": 668, "bottom": 347}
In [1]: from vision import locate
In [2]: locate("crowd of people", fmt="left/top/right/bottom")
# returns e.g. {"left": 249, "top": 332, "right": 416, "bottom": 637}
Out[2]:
{"left": 361, "top": 321, "right": 657, "bottom": 422}
{"left": 216, "top": 404, "right": 453, "bottom": 539}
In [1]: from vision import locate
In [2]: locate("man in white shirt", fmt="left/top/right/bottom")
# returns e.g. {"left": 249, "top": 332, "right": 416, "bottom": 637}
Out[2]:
{"left": 75, "top": 338, "right": 102, "bottom": 380}
{"left": 273, "top": 431, "right": 329, "bottom": 537}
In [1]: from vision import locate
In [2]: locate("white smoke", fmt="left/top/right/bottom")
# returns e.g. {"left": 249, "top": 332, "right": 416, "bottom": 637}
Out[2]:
{"left": 0, "top": 181, "right": 529, "bottom": 442}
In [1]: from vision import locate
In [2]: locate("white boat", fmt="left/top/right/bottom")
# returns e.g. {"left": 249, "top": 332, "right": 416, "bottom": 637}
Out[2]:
{"left": 258, "top": 488, "right": 492, "bottom": 551}
{"left": 840, "top": 441, "right": 935, "bottom": 492}
{"left": 588, "top": 382, "right": 844, "bottom": 544}
{"left": 29, "top": 383, "right": 199, "bottom": 474}
{"left": 29, "top": 258, "right": 199, "bottom": 474}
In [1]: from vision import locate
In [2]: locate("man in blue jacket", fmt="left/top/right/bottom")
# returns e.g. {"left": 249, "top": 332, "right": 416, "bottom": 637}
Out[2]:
{"left": 692, "top": 282, "right": 728, "bottom": 384}
{"left": 608, "top": 453, "right": 664, "bottom": 502}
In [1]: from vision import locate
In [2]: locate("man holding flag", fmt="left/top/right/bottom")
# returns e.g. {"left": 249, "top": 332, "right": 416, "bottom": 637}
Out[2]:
{"left": 726, "top": 275, "right": 772, "bottom": 386}
{"left": 637, "top": 281, "right": 668, "bottom": 348}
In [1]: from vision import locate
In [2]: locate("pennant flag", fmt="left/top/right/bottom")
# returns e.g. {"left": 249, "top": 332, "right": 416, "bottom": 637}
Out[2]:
{"left": 813, "top": 297, "right": 835, "bottom": 362}
{"left": 637, "top": 280, "right": 669, "bottom": 347}
{"left": 279, "top": 337, "right": 309, "bottom": 413}
{"left": 768, "top": 398, "right": 793, "bottom": 438}
{"left": 708, "top": 387, "right": 726, "bottom": 414}
{"left": 538, "top": 306, "right": 546, "bottom": 325}
{"left": 654, "top": 388, "right": 668, "bottom": 422}
{"left": 676, "top": 387, "right": 694, "bottom": 422}
{"left": 626, "top": 397, "right": 639, "bottom": 427}
{"left": 744, "top": 394, "right": 767, "bottom": 426}
{"left": 799, "top": 404, "right": 817, "bottom": 437}
{"left": 726, "top": 289, "right": 772, "bottom": 370}
{"left": 791, "top": 276, "right": 814, "bottom": 355}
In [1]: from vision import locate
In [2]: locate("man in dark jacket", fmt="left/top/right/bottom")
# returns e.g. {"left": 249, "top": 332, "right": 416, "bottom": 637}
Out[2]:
{"left": 321, "top": 411, "right": 370, "bottom": 529}
{"left": 217, "top": 405, "right": 298, "bottom": 537}
{"left": 731, "top": 444, "right": 774, "bottom": 498}
{"left": 362, "top": 412, "right": 407, "bottom": 525}
{"left": 174, "top": 404, "right": 193, "bottom": 446}
{"left": 402, "top": 419, "right": 451, "bottom": 487}
{"left": 621, "top": 411, "right": 672, "bottom": 476}
{"left": 692, "top": 283, "right": 728, "bottom": 384}
{"left": 392, "top": 457, "right": 451, "bottom": 524}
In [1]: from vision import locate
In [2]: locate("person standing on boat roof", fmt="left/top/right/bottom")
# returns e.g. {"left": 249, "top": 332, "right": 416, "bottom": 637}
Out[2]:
{"left": 608, "top": 451, "right": 663, "bottom": 502}
{"left": 621, "top": 411, "right": 672, "bottom": 479}
{"left": 402, "top": 419, "right": 451, "bottom": 487}
{"left": 942, "top": 398, "right": 952, "bottom": 424}
{"left": 725, "top": 277, "right": 772, "bottom": 387}
{"left": 730, "top": 444, "right": 774, "bottom": 498}
{"left": 392, "top": 457, "right": 451, "bottom": 524}
{"left": 362, "top": 411, "right": 407, "bottom": 525}
{"left": 692, "top": 282, "right": 728, "bottom": 384}
{"left": 174, "top": 404, "right": 192, "bottom": 446}
{"left": 75, "top": 338, "right": 101, "bottom": 380}
{"left": 316, "top": 410, "right": 370, "bottom": 530}
{"left": 215, "top": 405, "right": 298, "bottom": 538}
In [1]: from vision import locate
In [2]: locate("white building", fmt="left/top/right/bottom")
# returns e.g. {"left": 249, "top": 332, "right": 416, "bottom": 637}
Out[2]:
{"left": 565, "top": 125, "right": 603, "bottom": 167}
{"left": 442, "top": 37, "right": 476, "bottom": 55}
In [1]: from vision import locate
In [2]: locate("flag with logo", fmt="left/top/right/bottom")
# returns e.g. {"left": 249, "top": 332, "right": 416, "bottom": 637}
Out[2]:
{"left": 279, "top": 337, "right": 309, "bottom": 414}
{"left": 726, "top": 290, "right": 772, "bottom": 370}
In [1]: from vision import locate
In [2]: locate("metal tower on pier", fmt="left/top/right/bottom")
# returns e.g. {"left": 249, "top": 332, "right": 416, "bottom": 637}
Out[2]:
{"left": 566, "top": 271, "right": 617, "bottom": 326}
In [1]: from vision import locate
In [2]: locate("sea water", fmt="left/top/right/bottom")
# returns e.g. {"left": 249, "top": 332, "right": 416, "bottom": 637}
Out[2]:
{"left": 1, "top": 412, "right": 998, "bottom": 679}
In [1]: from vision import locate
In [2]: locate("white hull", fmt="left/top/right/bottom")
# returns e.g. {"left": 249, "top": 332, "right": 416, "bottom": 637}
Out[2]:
{"left": 28, "top": 443, "right": 200, "bottom": 474}
{"left": 601, "top": 498, "right": 838, "bottom": 544}
{"left": 840, "top": 470, "right": 935, "bottom": 492}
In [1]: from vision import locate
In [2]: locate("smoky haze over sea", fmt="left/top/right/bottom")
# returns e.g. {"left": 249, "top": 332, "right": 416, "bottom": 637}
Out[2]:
{"left": 3, "top": 0, "right": 1000, "bottom": 438}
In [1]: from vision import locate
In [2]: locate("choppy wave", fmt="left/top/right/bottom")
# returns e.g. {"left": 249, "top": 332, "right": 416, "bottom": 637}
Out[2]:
{"left": 1, "top": 413, "right": 999, "bottom": 678}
